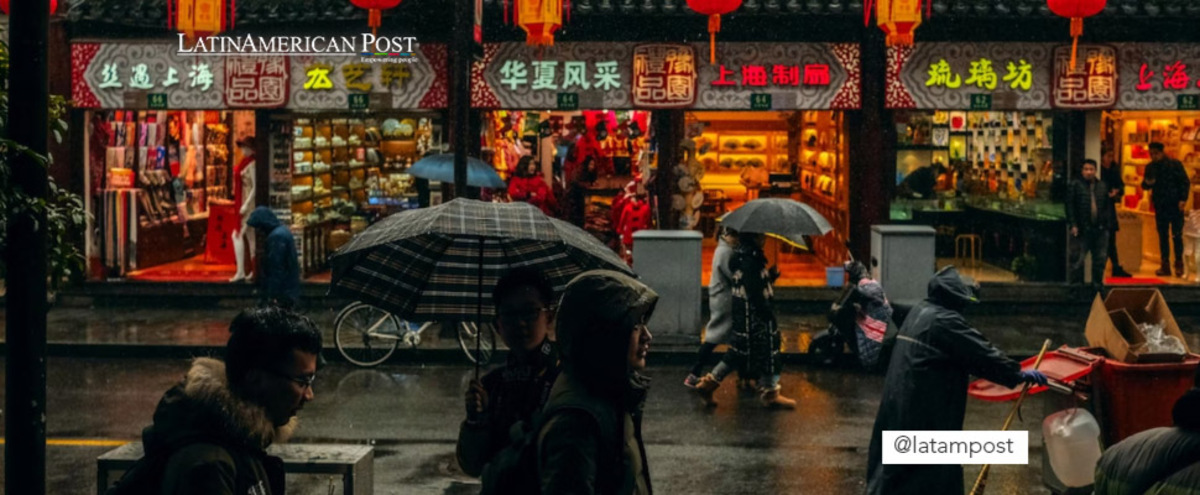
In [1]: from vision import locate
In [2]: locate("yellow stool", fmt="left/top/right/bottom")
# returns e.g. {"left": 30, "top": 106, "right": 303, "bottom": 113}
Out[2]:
{"left": 955, "top": 234, "right": 981, "bottom": 269}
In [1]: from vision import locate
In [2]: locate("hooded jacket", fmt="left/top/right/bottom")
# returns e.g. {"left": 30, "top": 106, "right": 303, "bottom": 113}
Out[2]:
{"left": 538, "top": 270, "right": 657, "bottom": 495}
{"left": 866, "top": 267, "right": 1024, "bottom": 495}
{"left": 247, "top": 207, "right": 300, "bottom": 307}
{"left": 1094, "top": 389, "right": 1200, "bottom": 495}
{"left": 145, "top": 358, "right": 296, "bottom": 495}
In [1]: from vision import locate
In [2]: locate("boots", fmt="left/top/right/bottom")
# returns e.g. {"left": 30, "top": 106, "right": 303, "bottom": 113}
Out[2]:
{"left": 760, "top": 385, "right": 797, "bottom": 410}
{"left": 694, "top": 374, "right": 720, "bottom": 408}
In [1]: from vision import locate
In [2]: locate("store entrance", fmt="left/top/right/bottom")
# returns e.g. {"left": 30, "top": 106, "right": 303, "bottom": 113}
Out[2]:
{"left": 689, "top": 111, "right": 850, "bottom": 287}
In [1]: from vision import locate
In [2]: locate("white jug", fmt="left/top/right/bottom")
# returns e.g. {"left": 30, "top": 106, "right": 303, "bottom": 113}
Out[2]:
{"left": 1043, "top": 408, "right": 1103, "bottom": 487}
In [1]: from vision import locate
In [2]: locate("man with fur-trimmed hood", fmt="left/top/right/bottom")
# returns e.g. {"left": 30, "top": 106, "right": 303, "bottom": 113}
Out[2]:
{"left": 140, "top": 307, "right": 321, "bottom": 495}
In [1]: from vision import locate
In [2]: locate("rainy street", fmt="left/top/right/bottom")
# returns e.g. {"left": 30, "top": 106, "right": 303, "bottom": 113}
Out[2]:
{"left": 5, "top": 357, "right": 1054, "bottom": 495}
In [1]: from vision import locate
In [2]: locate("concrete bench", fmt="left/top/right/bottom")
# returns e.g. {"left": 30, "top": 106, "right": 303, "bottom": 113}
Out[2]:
{"left": 97, "top": 442, "right": 373, "bottom": 495}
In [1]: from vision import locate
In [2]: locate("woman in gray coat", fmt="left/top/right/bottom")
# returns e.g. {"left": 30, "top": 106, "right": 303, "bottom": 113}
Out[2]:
{"left": 684, "top": 227, "right": 752, "bottom": 390}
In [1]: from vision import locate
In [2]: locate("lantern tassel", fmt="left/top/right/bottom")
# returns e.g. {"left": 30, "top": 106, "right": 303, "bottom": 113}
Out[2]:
{"left": 1069, "top": 17, "right": 1083, "bottom": 71}
{"left": 230, "top": 0, "right": 235, "bottom": 31}
{"left": 503, "top": 0, "right": 508, "bottom": 24}
{"left": 863, "top": 0, "right": 873, "bottom": 27}
{"left": 369, "top": 8, "right": 381, "bottom": 37}
{"left": 565, "top": 0, "right": 570, "bottom": 24}
{"left": 708, "top": 13, "right": 721, "bottom": 64}
{"left": 168, "top": 0, "right": 175, "bottom": 29}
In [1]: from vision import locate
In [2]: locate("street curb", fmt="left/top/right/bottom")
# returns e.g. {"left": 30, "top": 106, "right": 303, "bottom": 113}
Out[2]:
{"left": 0, "top": 343, "right": 1038, "bottom": 367}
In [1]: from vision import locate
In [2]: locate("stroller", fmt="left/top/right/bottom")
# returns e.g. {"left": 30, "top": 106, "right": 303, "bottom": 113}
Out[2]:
{"left": 810, "top": 261, "right": 904, "bottom": 371}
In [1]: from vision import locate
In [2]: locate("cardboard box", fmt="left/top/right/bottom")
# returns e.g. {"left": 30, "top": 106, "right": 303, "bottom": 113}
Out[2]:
{"left": 1086, "top": 288, "right": 1191, "bottom": 363}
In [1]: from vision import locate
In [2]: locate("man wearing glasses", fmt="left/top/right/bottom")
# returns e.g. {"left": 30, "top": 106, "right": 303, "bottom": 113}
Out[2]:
{"left": 117, "top": 307, "right": 321, "bottom": 495}
{"left": 457, "top": 267, "right": 562, "bottom": 477}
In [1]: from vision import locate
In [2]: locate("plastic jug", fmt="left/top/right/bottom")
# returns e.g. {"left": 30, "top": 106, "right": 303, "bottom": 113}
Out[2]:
{"left": 1043, "top": 408, "right": 1103, "bottom": 487}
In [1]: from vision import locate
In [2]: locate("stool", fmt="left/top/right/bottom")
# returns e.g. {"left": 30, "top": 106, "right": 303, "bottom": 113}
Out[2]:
{"left": 955, "top": 234, "right": 981, "bottom": 269}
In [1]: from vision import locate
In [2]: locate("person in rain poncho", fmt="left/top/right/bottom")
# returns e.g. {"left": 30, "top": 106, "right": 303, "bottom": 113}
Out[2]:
{"left": 248, "top": 207, "right": 300, "bottom": 308}
{"left": 865, "top": 266, "right": 1047, "bottom": 495}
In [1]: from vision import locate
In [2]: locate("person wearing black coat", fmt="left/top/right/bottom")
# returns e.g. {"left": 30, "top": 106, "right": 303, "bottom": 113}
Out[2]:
{"left": 1094, "top": 370, "right": 1200, "bottom": 494}
{"left": 1143, "top": 142, "right": 1193, "bottom": 276}
{"left": 865, "top": 266, "right": 1047, "bottom": 495}
{"left": 1067, "top": 159, "right": 1116, "bottom": 288}
{"left": 1100, "top": 150, "right": 1132, "bottom": 278}
{"left": 247, "top": 207, "right": 301, "bottom": 308}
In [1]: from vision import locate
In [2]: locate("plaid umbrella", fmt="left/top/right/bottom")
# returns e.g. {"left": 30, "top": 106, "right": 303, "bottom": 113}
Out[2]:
{"left": 329, "top": 198, "right": 631, "bottom": 372}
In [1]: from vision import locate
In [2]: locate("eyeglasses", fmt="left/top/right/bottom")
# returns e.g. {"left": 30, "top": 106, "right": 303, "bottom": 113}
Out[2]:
{"left": 271, "top": 369, "right": 316, "bottom": 390}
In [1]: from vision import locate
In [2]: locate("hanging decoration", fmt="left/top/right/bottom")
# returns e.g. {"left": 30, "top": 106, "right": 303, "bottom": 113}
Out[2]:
{"left": 865, "top": 0, "right": 928, "bottom": 47}
{"left": 0, "top": 0, "right": 59, "bottom": 15}
{"left": 506, "top": 0, "right": 564, "bottom": 47}
{"left": 350, "top": 0, "right": 403, "bottom": 37}
{"left": 168, "top": 0, "right": 235, "bottom": 42}
{"left": 686, "top": 0, "right": 742, "bottom": 64}
{"left": 1047, "top": 0, "right": 1107, "bottom": 71}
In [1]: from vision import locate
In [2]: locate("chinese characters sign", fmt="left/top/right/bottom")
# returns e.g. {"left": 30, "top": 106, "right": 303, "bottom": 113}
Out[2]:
{"left": 72, "top": 42, "right": 449, "bottom": 109}
{"left": 1053, "top": 45, "right": 1116, "bottom": 109}
{"left": 632, "top": 44, "right": 697, "bottom": 108}
{"left": 1115, "top": 44, "right": 1200, "bottom": 110}
{"left": 888, "top": 43, "right": 1054, "bottom": 109}
{"left": 472, "top": 42, "right": 858, "bottom": 110}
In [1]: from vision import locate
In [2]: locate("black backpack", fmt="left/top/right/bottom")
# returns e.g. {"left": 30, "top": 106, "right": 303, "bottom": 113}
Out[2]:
{"left": 479, "top": 401, "right": 621, "bottom": 495}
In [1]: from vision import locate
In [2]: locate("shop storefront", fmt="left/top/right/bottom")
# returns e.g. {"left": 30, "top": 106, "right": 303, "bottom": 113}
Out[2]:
{"left": 472, "top": 42, "right": 860, "bottom": 285}
{"left": 887, "top": 42, "right": 1074, "bottom": 283}
{"left": 72, "top": 41, "right": 448, "bottom": 283}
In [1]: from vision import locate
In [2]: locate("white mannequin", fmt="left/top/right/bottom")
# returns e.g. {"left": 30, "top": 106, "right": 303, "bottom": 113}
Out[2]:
{"left": 230, "top": 142, "right": 257, "bottom": 282}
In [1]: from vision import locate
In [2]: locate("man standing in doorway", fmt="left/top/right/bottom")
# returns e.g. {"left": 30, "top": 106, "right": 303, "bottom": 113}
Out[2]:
{"left": 1100, "top": 150, "right": 1132, "bottom": 278}
{"left": 1143, "top": 142, "right": 1192, "bottom": 277}
{"left": 1067, "top": 159, "right": 1115, "bottom": 289}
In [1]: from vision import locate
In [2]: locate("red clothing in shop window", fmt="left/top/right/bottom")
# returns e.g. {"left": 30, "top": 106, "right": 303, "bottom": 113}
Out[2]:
{"left": 619, "top": 197, "right": 651, "bottom": 248}
{"left": 233, "top": 154, "right": 254, "bottom": 213}
{"left": 508, "top": 175, "right": 557, "bottom": 216}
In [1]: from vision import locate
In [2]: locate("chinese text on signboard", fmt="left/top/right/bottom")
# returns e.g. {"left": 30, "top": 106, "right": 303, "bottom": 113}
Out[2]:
{"left": 632, "top": 44, "right": 697, "bottom": 107}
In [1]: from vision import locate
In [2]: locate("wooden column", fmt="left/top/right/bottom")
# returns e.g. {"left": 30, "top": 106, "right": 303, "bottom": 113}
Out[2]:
{"left": 847, "top": 28, "right": 893, "bottom": 263}
{"left": 652, "top": 110, "right": 685, "bottom": 228}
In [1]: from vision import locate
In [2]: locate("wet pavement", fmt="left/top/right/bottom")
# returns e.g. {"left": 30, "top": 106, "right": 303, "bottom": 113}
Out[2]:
{"left": 4, "top": 304, "right": 1199, "bottom": 358}
{"left": 2, "top": 357, "right": 1060, "bottom": 494}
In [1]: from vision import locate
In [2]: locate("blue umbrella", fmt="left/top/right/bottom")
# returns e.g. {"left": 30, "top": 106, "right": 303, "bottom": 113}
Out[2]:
{"left": 407, "top": 154, "right": 507, "bottom": 189}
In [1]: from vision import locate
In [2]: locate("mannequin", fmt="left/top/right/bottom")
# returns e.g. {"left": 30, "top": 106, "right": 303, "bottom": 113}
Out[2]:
{"left": 538, "top": 119, "right": 556, "bottom": 187}
{"left": 230, "top": 135, "right": 257, "bottom": 282}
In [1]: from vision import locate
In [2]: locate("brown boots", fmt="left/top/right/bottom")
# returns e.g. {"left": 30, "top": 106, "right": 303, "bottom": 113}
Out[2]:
{"left": 695, "top": 374, "right": 720, "bottom": 408}
{"left": 760, "top": 385, "right": 797, "bottom": 410}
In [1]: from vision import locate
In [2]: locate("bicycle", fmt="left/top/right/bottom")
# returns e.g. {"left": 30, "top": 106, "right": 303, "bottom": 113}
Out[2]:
{"left": 333, "top": 301, "right": 498, "bottom": 368}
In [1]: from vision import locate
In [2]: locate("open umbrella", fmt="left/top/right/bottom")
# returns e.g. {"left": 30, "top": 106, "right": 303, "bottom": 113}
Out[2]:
{"left": 407, "top": 153, "right": 507, "bottom": 189}
{"left": 719, "top": 198, "right": 833, "bottom": 248}
{"left": 329, "top": 198, "right": 631, "bottom": 376}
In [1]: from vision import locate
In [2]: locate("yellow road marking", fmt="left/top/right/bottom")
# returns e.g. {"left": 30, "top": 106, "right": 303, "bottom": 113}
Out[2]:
{"left": 0, "top": 438, "right": 131, "bottom": 447}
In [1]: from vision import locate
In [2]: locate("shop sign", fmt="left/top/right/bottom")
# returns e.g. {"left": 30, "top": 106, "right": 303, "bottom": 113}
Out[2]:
{"left": 472, "top": 42, "right": 633, "bottom": 109}
{"left": 632, "top": 44, "right": 697, "bottom": 108}
{"left": 225, "top": 56, "right": 290, "bottom": 108}
{"left": 72, "top": 43, "right": 227, "bottom": 109}
{"left": 289, "top": 45, "right": 449, "bottom": 110}
{"left": 556, "top": 92, "right": 579, "bottom": 110}
{"left": 348, "top": 93, "right": 370, "bottom": 110}
{"left": 1115, "top": 44, "right": 1200, "bottom": 109}
{"left": 750, "top": 93, "right": 772, "bottom": 110}
{"left": 472, "top": 42, "right": 859, "bottom": 110}
{"left": 887, "top": 43, "right": 1053, "bottom": 109}
{"left": 699, "top": 42, "right": 860, "bottom": 110}
{"left": 1053, "top": 45, "right": 1117, "bottom": 109}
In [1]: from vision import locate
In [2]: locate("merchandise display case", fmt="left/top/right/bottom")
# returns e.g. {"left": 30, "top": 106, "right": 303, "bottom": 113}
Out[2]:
{"left": 1107, "top": 111, "right": 1200, "bottom": 209}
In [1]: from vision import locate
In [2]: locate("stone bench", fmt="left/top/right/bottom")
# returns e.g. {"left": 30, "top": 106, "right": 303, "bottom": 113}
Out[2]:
{"left": 97, "top": 442, "right": 373, "bottom": 495}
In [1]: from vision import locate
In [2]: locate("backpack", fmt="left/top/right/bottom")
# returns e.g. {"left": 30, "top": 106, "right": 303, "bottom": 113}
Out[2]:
{"left": 104, "top": 436, "right": 233, "bottom": 495}
{"left": 479, "top": 401, "right": 621, "bottom": 495}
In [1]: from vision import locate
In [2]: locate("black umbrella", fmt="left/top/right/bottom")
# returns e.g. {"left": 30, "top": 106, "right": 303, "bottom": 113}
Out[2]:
{"left": 719, "top": 198, "right": 833, "bottom": 248}
{"left": 329, "top": 198, "right": 631, "bottom": 376}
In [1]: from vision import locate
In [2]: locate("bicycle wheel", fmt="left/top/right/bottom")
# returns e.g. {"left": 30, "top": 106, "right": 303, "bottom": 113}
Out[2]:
{"left": 456, "top": 321, "right": 497, "bottom": 365}
{"left": 334, "top": 302, "right": 403, "bottom": 367}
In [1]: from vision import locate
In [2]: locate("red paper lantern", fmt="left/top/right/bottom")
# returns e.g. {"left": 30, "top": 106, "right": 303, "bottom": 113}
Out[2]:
{"left": 0, "top": 0, "right": 59, "bottom": 15}
{"left": 867, "top": 0, "right": 927, "bottom": 47}
{"left": 168, "top": 0, "right": 234, "bottom": 42}
{"left": 351, "top": 0, "right": 403, "bottom": 37}
{"left": 687, "top": 0, "right": 742, "bottom": 63}
{"left": 1048, "top": 0, "right": 1106, "bottom": 71}
{"left": 512, "top": 0, "right": 563, "bottom": 46}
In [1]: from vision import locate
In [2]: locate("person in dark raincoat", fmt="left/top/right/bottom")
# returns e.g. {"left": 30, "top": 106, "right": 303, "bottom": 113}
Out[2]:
{"left": 247, "top": 207, "right": 300, "bottom": 308}
{"left": 865, "top": 266, "right": 1047, "bottom": 495}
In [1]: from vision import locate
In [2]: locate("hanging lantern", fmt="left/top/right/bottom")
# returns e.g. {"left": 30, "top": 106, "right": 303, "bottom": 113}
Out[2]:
{"left": 1048, "top": 0, "right": 1107, "bottom": 71}
{"left": 350, "top": 0, "right": 403, "bottom": 37}
{"left": 511, "top": 0, "right": 563, "bottom": 47}
{"left": 0, "top": 0, "right": 60, "bottom": 15}
{"left": 866, "top": 0, "right": 926, "bottom": 47}
{"left": 687, "top": 0, "right": 742, "bottom": 64}
{"left": 168, "top": 0, "right": 234, "bottom": 42}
